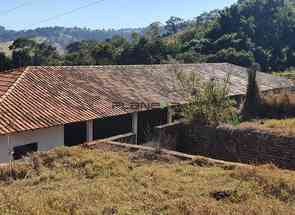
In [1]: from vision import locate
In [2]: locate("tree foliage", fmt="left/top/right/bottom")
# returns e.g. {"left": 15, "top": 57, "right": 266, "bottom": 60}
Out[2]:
{"left": 165, "top": 16, "right": 187, "bottom": 35}
{"left": 0, "top": 52, "right": 11, "bottom": 72}
{"left": 189, "top": 0, "right": 295, "bottom": 72}
{"left": 173, "top": 64, "right": 237, "bottom": 126}
{"left": 0, "top": 26, "right": 144, "bottom": 48}
{"left": 1, "top": 0, "right": 295, "bottom": 73}
{"left": 9, "top": 38, "right": 61, "bottom": 67}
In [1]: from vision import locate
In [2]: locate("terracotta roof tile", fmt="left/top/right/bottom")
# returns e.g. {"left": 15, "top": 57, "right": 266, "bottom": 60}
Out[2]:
{"left": 0, "top": 68, "right": 25, "bottom": 99}
{"left": 0, "top": 63, "right": 292, "bottom": 135}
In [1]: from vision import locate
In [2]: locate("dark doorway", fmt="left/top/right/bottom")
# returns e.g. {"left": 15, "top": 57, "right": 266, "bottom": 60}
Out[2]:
{"left": 64, "top": 121, "right": 87, "bottom": 146}
{"left": 93, "top": 114, "right": 132, "bottom": 140}
{"left": 138, "top": 108, "right": 168, "bottom": 144}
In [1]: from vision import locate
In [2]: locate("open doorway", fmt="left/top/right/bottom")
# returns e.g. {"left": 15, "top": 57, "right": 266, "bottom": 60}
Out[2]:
{"left": 137, "top": 108, "right": 168, "bottom": 144}
{"left": 64, "top": 121, "right": 87, "bottom": 146}
{"left": 93, "top": 114, "right": 132, "bottom": 140}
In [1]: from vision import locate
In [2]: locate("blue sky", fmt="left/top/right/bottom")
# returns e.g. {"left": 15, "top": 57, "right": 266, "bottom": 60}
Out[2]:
{"left": 1, "top": 0, "right": 237, "bottom": 30}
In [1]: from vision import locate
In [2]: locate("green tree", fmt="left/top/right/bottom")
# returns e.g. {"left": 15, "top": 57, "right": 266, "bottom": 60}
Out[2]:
{"left": 165, "top": 16, "right": 186, "bottom": 35}
{"left": 0, "top": 52, "right": 12, "bottom": 72}
{"left": 174, "top": 64, "right": 237, "bottom": 126}
{"left": 91, "top": 43, "right": 115, "bottom": 65}
{"left": 145, "top": 22, "right": 162, "bottom": 41}
{"left": 65, "top": 41, "right": 96, "bottom": 65}
{"left": 180, "top": 0, "right": 295, "bottom": 72}
{"left": 10, "top": 38, "right": 36, "bottom": 67}
{"left": 10, "top": 38, "right": 61, "bottom": 67}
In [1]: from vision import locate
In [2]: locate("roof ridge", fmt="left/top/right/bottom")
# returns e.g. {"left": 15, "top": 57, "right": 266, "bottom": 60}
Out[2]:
{"left": 29, "top": 63, "right": 228, "bottom": 69}
{"left": 0, "top": 67, "right": 30, "bottom": 103}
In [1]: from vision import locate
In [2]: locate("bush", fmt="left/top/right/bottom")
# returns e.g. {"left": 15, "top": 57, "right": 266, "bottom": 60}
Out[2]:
{"left": 174, "top": 65, "right": 238, "bottom": 126}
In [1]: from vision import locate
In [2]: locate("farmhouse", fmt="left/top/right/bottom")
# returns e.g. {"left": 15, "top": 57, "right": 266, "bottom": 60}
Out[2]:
{"left": 0, "top": 63, "right": 292, "bottom": 163}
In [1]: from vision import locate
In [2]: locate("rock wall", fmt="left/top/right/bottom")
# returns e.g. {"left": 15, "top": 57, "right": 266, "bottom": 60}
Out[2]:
{"left": 153, "top": 121, "right": 184, "bottom": 150}
{"left": 155, "top": 121, "right": 295, "bottom": 169}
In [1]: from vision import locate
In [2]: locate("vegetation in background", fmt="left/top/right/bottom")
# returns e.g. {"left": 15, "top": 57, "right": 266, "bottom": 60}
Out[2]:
{"left": 0, "top": 26, "right": 145, "bottom": 48}
{"left": 0, "top": 146, "right": 295, "bottom": 214}
{"left": 9, "top": 38, "right": 61, "bottom": 68}
{"left": 196, "top": 0, "right": 295, "bottom": 72}
{"left": 3, "top": 0, "right": 295, "bottom": 72}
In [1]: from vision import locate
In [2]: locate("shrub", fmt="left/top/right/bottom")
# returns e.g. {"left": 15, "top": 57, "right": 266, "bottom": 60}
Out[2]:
{"left": 174, "top": 64, "right": 237, "bottom": 126}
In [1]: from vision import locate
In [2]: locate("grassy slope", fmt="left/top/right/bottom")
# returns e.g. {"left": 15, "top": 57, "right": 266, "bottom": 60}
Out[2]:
{"left": 241, "top": 70, "right": 295, "bottom": 136}
{"left": 239, "top": 118, "right": 295, "bottom": 137}
{"left": 273, "top": 71, "right": 295, "bottom": 84}
{"left": 0, "top": 146, "right": 295, "bottom": 214}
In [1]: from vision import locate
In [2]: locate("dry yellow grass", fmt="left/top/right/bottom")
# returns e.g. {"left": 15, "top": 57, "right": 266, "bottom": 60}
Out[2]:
{"left": 273, "top": 71, "right": 295, "bottom": 84}
{"left": 0, "top": 146, "right": 294, "bottom": 214}
{"left": 240, "top": 118, "right": 295, "bottom": 137}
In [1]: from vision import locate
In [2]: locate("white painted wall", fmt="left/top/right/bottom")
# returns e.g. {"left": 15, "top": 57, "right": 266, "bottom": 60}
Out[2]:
{"left": 86, "top": 120, "right": 94, "bottom": 142}
{"left": 132, "top": 112, "right": 138, "bottom": 144}
{"left": 0, "top": 126, "right": 64, "bottom": 163}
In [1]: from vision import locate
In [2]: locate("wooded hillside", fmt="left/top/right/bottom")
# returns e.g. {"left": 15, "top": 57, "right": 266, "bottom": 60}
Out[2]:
{"left": 1, "top": 0, "right": 295, "bottom": 73}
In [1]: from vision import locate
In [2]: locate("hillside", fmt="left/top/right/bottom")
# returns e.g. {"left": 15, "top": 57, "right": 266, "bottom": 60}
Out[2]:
{"left": 3, "top": 0, "right": 295, "bottom": 73}
{"left": 0, "top": 11, "right": 213, "bottom": 56}
{"left": 0, "top": 26, "right": 144, "bottom": 49}
{"left": 240, "top": 118, "right": 295, "bottom": 137}
{"left": 0, "top": 144, "right": 295, "bottom": 214}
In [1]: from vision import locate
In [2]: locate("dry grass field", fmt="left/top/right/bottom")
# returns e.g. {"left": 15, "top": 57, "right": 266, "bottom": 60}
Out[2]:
{"left": 240, "top": 118, "right": 295, "bottom": 137}
{"left": 0, "top": 145, "right": 294, "bottom": 214}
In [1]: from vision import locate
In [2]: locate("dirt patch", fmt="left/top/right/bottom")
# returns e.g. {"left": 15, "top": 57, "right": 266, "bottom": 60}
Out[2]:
{"left": 128, "top": 150, "right": 181, "bottom": 163}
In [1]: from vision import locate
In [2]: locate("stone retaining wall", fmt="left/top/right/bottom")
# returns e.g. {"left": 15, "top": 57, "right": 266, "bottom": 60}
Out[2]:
{"left": 181, "top": 124, "right": 295, "bottom": 169}
{"left": 155, "top": 121, "right": 295, "bottom": 169}
{"left": 153, "top": 121, "right": 184, "bottom": 150}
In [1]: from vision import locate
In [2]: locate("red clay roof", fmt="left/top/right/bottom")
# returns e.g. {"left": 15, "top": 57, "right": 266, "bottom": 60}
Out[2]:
{"left": 0, "top": 68, "right": 24, "bottom": 98}
{"left": 0, "top": 63, "right": 292, "bottom": 135}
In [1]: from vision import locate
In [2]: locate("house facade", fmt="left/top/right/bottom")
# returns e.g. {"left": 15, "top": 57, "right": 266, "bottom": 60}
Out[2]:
{"left": 0, "top": 126, "right": 64, "bottom": 162}
{"left": 0, "top": 63, "right": 292, "bottom": 163}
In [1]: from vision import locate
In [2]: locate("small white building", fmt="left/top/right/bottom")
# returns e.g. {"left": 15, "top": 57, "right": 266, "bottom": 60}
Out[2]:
{"left": 0, "top": 64, "right": 292, "bottom": 163}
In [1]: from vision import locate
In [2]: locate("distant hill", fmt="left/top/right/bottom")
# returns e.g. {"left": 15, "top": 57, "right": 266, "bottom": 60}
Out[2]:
{"left": 0, "top": 26, "right": 145, "bottom": 50}
{"left": 0, "top": 10, "right": 218, "bottom": 55}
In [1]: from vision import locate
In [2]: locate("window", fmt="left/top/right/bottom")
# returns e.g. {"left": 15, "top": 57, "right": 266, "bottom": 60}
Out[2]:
{"left": 13, "top": 143, "right": 38, "bottom": 160}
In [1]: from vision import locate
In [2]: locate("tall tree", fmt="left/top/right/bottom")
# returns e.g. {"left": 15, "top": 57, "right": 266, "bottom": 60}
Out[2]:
{"left": 145, "top": 22, "right": 162, "bottom": 41}
{"left": 165, "top": 16, "right": 186, "bottom": 35}
{"left": 196, "top": 0, "right": 294, "bottom": 71}
{"left": 9, "top": 38, "right": 61, "bottom": 67}
{"left": 0, "top": 52, "right": 12, "bottom": 72}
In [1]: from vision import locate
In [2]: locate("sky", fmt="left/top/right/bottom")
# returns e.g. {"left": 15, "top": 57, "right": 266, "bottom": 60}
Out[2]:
{"left": 0, "top": 0, "right": 237, "bottom": 30}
